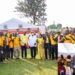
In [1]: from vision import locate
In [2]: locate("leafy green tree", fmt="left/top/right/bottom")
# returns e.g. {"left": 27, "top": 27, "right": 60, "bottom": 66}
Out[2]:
{"left": 15, "top": 0, "right": 46, "bottom": 25}
{"left": 57, "top": 23, "right": 62, "bottom": 29}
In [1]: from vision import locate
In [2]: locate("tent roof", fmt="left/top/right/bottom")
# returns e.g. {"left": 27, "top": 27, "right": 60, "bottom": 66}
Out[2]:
{"left": 0, "top": 18, "right": 37, "bottom": 29}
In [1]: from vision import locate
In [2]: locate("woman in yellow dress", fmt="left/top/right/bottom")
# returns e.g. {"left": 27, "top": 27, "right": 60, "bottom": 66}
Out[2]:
{"left": 37, "top": 34, "right": 44, "bottom": 59}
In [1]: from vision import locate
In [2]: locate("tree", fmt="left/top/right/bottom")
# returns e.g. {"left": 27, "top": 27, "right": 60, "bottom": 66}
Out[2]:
{"left": 48, "top": 24, "right": 57, "bottom": 29}
{"left": 57, "top": 23, "right": 62, "bottom": 29}
{"left": 15, "top": 0, "right": 46, "bottom": 25}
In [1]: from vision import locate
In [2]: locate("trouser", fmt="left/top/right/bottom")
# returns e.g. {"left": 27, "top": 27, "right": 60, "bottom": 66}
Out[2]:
{"left": 3, "top": 46, "right": 6, "bottom": 60}
{"left": 0, "top": 46, "right": 4, "bottom": 62}
{"left": 73, "top": 68, "right": 75, "bottom": 75}
{"left": 21, "top": 46, "right": 27, "bottom": 58}
{"left": 30, "top": 47, "right": 36, "bottom": 59}
{"left": 9, "top": 48, "right": 13, "bottom": 59}
{"left": 5, "top": 45, "right": 10, "bottom": 59}
{"left": 51, "top": 45, "right": 55, "bottom": 60}
{"left": 14, "top": 47, "right": 20, "bottom": 59}
{"left": 54, "top": 44, "right": 58, "bottom": 59}
{"left": 73, "top": 72, "right": 75, "bottom": 75}
{"left": 44, "top": 43, "right": 51, "bottom": 59}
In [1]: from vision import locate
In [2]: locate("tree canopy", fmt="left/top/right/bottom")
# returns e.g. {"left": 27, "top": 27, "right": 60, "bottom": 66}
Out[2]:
{"left": 15, "top": 0, "right": 47, "bottom": 25}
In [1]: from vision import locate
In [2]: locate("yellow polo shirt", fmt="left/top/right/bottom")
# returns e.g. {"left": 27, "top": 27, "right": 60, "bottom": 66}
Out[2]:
{"left": 50, "top": 35, "right": 56, "bottom": 45}
{"left": 14, "top": 37, "right": 20, "bottom": 47}
{"left": 46, "top": 36, "right": 49, "bottom": 43}
{"left": 64, "top": 34, "right": 72, "bottom": 43}
{"left": 0, "top": 37, "right": 3, "bottom": 47}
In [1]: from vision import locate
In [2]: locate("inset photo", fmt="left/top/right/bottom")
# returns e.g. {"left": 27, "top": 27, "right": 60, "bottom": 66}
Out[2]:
{"left": 58, "top": 27, "right": 75, "bottom": 75}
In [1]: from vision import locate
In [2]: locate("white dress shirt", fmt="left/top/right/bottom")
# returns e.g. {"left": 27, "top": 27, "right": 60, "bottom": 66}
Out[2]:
{"left": 28, "top": 35, "right": 37, "bottom": 47}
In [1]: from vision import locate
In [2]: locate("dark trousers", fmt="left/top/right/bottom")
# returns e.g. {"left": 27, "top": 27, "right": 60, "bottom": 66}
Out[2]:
{"left": 0, "top": 46, "right": 4, "bottom": 62}
{"left": 10, "top": 48, "right": 13, "bottom": 59}
{"left": 73, "top": 73, "right": 75, "bottom": 75}
{"left": 4, "top": 45, "right": 10, "bottom": 59}
{"left": 44, "top": 43, "right": 51, "bottom": 59}
{"left": 21, "top": 46, "right": 27, "bottom": 58}
{"left": 51, "top": 45, "right": 55, "bottom": 60}
{"left": 30, "top": 47, "right": 36, "bottom": 59}
{"left": 73, "top": 69, "right": 75, "bottom": 75}
{"left": 54, "top": 44, "right": 58, "bottom": 59}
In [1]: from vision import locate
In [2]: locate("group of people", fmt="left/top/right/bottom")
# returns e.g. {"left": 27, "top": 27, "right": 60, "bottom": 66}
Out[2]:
{"left": 58, "top": 27, "right": 75, "bottom": 75}
{"left": 58, "top": 27, "right": 75, "bottom": 44}
{"left": 58, "top": 55, "right": 75, "bottom": 75}
{"left": 0, "top": 31, "right": 58, "bottom": 62}
{"left": 0, "top": 27, "right": 75, "bottom": 63}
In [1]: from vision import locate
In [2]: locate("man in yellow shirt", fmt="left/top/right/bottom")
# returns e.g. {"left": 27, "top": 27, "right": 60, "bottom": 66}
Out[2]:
{"left": 9, "top": 34, "right": 14, "bottom": 59}
{"left": 0, "top": 32, "right": 4, "bottom": 62}
{"left": 61, "top": 30, "right": 72, "bottom": 43}
{"left": 43, "top": 32, "right": 51, "bottom": 59}
{"left": 20, "top": 32, "right": 28, "bottom": 58}
{"left": 3, "top": 33, "right": 10, "bottom": 60}
{"left": 50, "top": 32, "right": 57, "bottom": 60}
{"left": 13, "top": 33, "right": 20, "bottom": 59}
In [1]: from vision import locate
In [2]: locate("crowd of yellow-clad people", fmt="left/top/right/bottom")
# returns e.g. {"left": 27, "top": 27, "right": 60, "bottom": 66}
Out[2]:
{"left": 0, "top": 31, "right": 58, "bottom": 62}
{"left": 0, "top": 27, "right": 75, "bottom": 63}
{"left": 58, "top": 27, "right": 75, "bottom": 44}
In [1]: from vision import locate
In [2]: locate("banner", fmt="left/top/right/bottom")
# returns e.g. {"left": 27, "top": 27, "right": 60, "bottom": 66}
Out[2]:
{"left": 58, "top": 43, "right": 75, "bottom": 57}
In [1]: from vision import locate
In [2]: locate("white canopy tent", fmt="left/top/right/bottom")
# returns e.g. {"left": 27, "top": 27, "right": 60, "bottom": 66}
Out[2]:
{"left": 0, "top": 18, "right": 38, "bottom": 29}
{"left": 0, "top": 18, "right": 46, "bottom": 34}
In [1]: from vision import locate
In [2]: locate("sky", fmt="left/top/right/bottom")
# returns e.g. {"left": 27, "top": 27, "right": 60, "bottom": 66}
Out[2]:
{"left": 0, "top": 0, "right": 75, "bottom": 27}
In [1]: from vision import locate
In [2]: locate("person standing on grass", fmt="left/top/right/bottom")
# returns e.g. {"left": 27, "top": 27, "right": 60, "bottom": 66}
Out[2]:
{"left": 43, "top": 32, "right": 51, "bottom": 59}
{"left": 50, "top": 32, "right": 57, "bottom": 60}
{"left": 20, "top": 32, "right": 28, "bottom": 59}
{"left": 37, "top": 34, "right": 44, "bottom": 59}
{"left": 3, "top": 33, "right": 10, "bottom": 59}
{"left": 28, "top": 32, "right": 37, "bottom": 59}
{"left": 9, "top": 34, "right": 14, "bottom": 59}
{"left": 13, "top": 33, "right": 20, "bottom": 59}
{"left": 0, "top": 33, "right": 4, "bottom": 62}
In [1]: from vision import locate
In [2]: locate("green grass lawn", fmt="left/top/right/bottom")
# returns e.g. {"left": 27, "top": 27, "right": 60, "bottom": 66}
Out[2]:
{"left": 0, "top": 49, "right": 57, "bottom": 75}
{"left": 0, "top": 59, "right": 57, "bottom": 75}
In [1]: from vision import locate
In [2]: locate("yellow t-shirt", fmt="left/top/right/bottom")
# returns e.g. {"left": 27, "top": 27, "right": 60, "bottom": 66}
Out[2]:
{"left": 46, "top": 36, "right": 49, "bottom": 43}
{"left": 6, "top": 37, "right": 10, "bottom": 45}
{"left": 0, "top": 37, "right": 3, "bottom": 47}
{"left": 20, "top": 35, "right": 28, "bottom": 46}
{"left": 9, "top": 38, "right": 14, "bottom": 48}
{"left": 2, "top": 36, "right": 5, "bottom": 40}
{"left": 14, "top": 37, "right": 20, "bottom": 47}
{"left": 64, "top": 34, "right": 72, "bottom": 43}
{"left": 71, "top": 35, "right": 75, "bottom": 44}
{"left": 58, "top": 35, "right": 60, "bottom": 43}
{"left": 12, "top": 36, "right": 15, "bottom": 39}
{"left": 50, "top": 35, "right": 56, "bottom": 45}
